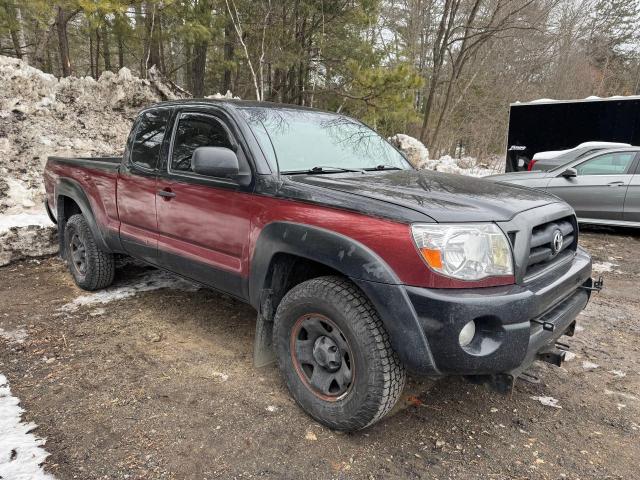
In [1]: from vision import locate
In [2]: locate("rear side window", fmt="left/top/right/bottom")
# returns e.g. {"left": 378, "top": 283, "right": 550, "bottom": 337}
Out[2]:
{"left": 170, "top": 113, "right": 233, "bottom": 173}
{"left": 130, "top": 109, "right": 171, "bottom": 170}
{"left": 575, "top": 152, "right": 636, "bottom": 176}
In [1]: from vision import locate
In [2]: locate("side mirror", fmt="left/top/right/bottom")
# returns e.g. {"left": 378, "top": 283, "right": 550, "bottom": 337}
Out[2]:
{"left": 192, "top": 147, "right": 239, "bottom": 178}
{"left": 560, "top": 167, "right": 577, "bottom": 178}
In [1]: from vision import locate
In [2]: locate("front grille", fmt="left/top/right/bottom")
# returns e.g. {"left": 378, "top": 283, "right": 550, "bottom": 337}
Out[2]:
{"left": 524, "top": 215, "right": 577, "bottom": 279}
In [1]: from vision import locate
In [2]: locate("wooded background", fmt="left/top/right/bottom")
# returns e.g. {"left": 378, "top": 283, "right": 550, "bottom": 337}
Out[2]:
{"left": 1, "top": 0, "right": 639, "bottom": 158}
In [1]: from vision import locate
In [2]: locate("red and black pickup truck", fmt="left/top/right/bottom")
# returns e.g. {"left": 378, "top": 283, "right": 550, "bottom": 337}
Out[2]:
{"left": 44, "top": 100, "right": 596, "bottom": 430}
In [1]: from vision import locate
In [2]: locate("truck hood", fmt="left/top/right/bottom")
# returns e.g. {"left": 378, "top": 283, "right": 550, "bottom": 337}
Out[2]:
{"left": 289, "top": 169, "right": 559, "bottom": 222}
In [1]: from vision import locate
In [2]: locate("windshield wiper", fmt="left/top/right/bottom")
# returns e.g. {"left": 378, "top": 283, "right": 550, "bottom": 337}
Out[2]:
{"left": 309, "top": 165, "right": 366, "bottom": 174}
{"left": 367, "top": 164, "right": 403, "bottom": 171}
{"left": 280, "top": 165, "right": 367, "bottom": 174}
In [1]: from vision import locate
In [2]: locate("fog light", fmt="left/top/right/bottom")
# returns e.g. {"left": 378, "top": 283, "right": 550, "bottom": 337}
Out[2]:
{"left": 459, "top": 320, "right": 476, "bottom": 347}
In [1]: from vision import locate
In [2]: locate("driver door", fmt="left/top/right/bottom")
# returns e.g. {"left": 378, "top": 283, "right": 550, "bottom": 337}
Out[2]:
{"left": 155, "top": 109, "right": 253, "bottom": 298}
{"left": 546, "top": 151, "right": 638, "bottom": 221}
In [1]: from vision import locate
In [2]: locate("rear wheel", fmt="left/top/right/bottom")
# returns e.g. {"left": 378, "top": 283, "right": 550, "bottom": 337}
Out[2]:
{"left": 273, "top": 276, "right": 406, "bottom": 431}
{"left": 64, "top": 214, "right": 114, "bottom": 291}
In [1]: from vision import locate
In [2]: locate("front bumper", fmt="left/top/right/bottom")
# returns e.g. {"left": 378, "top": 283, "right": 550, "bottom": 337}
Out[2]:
{"left": 355, "top": 246, "right": 592, "bottom": 377}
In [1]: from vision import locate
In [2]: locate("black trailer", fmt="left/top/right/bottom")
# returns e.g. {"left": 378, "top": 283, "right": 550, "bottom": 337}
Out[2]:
{"left": 505, "top": 96, "right": 640, "bottom": 171}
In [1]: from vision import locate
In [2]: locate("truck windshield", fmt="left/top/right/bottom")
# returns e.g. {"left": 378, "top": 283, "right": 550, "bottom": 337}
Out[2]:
{"left": 241, "top": 107, "right": 410, "bottom": 173}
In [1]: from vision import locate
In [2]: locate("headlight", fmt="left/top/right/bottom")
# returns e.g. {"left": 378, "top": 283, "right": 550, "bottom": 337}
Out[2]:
{"left": 411, "top": 223, "right": 513, "bottom": 281}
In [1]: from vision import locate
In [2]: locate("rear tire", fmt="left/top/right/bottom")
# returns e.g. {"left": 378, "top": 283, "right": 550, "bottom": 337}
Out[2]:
{"left": 273, "top": 276, "right": 406, "bottom": 431}
{"left": 64, "top": 214, "right": 115, "bottom": 291}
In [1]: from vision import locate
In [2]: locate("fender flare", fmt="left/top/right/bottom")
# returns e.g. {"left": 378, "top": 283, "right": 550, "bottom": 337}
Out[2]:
{"left": 249, "top": 222, "right": 401, "bottom": 308}
{"left": 249, "top": 222, "right": 438, "bottom": 374}
{"left": 55, "top": 178, "right": 111, "bottom": 253}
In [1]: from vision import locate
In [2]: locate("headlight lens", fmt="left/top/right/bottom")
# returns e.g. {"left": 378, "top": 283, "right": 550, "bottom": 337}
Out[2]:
{"left": 411, "top": 223, "right": 513, "bottom": 280}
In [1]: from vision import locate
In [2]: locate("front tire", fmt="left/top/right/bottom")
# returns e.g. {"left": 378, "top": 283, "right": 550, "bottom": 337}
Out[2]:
{"left": 273, "top": 276, "right": 406, "bottom": 431}
{"left": 64, "top": 214, "right": 115, "bottom": 291}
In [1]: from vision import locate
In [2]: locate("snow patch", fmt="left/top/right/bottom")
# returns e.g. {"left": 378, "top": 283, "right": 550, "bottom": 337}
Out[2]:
{"left": 212, "top": 372, "right": 229, "bottom": 382}
{"left": 530, "top": 396, "right": 562, "bottom": 408}
{"left": 0, "top": 374, "right": 55, "bottom": 479}
{"left": 592, "top": 262, "right": 618, "bottom": 273}
{"left": 0, "top": 326, "right": 28, "bottom": 344}
{"left": 388, "top": 134, "right": 502, "bottom": 177}
{"left": 604, "top": 389, "right": 638, "bottom": 401}
{"left": 423, "top": 155, "right": 500, "bottom": 177}
{"left": 205, "top": 90, "right": 240, "bottom": 100}
{"left": 563, "top": 351, "right": 577, "bottom": 362}
{"left": 582, "top": 361, "right": 599, "bottom": 370}
{"left": 0, "top": 212, "right": 52, "bottom": 233}
{"left": 60, "top": 270, "right": 199, "bottom": 312}
{"left": 610, "top": 370, "right": 626, "bottom": 378}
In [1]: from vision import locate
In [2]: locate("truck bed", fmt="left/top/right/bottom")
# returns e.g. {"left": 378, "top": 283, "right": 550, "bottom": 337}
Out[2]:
{"left": 44, "top": 156, "right": 123, "bottom": 242}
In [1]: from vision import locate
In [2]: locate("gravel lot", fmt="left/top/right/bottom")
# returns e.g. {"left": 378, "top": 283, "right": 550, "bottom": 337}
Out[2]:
{"left": 0, "top": 227, "right": 638, "bottom": 479}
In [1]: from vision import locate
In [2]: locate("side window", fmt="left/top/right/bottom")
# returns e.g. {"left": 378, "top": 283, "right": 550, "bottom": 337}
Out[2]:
{"left": 575, "top": 152, "right": 636, "bottom": 176}
{"left": 170, "top": 113, "right": 233, "bottom": 173}
{"left": 576, "top": 148, "right": 601, "bottom": 159}
{"left": 130, "top": 109, "right": 171, "bottom": 170}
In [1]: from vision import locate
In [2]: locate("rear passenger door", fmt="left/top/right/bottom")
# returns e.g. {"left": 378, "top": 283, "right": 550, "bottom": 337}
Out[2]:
{"left": 117, "top": 108, "right": 172, "bottom": 264}
{"left": 155, "top": 109, "right": 254, "bottom": 298}
{"left": 546, "top": 151, "right": 637, "bottom": 221}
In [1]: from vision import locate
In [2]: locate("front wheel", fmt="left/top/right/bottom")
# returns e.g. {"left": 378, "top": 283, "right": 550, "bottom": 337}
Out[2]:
{"left": 273, "top": 276, "right": 406, "bottom": 431}
{"left": 64, "top": 214, "right": 115, "bottom": 291}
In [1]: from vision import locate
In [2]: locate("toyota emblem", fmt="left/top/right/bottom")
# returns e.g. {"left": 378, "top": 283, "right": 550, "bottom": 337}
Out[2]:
{"left": 552, "top": 230, "right": 564, "bottom": 254}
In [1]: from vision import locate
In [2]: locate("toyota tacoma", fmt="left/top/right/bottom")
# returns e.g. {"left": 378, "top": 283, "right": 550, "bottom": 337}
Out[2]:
{"left": 44, "top": 100, "right": 596, "bottom": 431}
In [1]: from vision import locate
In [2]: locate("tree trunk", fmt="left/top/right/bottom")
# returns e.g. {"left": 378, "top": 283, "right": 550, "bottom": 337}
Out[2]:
{"left": 95, "top": 28, "right": 101, "bottom": 78}
{"left": 143, "top": 2, "right": 162, "bottom": 75}
{"left": 9, "top": 6, "right": 28, "bottom": 62}
{"left": 56, "top": 6, "right": 73, "bottom": 77}
{"left": 33, "top": 18, "right": 56, "bottom": 70}
{"left": 89, "top": 30, "right": 94, "bottom": 77}
{"left": 102, "top": 22, "right": 111, "bottom": 72}
{"left": 419, "top": 0, "right": 455, "bottom": 143}
{"left": 191, "top": 40, "right": 208, "bottom": 97}
{"left": 184, "top": 42, "right": 193, "bottom": 92}
{"left": 223, "top": 20, "right": 234, "bottom": 93}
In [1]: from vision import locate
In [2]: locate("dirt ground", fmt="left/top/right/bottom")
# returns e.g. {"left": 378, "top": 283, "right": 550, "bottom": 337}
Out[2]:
{"left": 0, "top": 226, "right": 638, "bottom": 480}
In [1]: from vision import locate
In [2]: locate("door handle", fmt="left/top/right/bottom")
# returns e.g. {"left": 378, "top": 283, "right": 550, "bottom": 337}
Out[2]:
{"left": 157, "top": 189, "right": 176, "bottom": 198}
{"left": 607, "top": 181, "right": 625, "bottom": 187}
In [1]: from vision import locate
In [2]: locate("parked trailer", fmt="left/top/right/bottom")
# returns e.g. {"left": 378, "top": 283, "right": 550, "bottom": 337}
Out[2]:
{"left": 505, "top": 96, "right": 640, "bottom": 171}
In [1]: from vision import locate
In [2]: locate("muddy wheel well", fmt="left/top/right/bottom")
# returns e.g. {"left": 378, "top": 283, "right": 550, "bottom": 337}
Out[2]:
{"left": 260, "top": 253, "right": 344, "bottom": 321}
{"left": 59, "top": 196, "right": 82, "bottom": 220}
{"left": 56, "top": 196, "right": 82, "bottom": 255}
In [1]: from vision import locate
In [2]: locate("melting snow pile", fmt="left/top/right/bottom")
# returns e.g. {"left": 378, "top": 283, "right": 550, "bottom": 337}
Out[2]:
{"left": 389, "top": 134, "right": 503, "bottom": 177}
{"left": 388, "top": 134, "right": 430, "bottom": 168}
{"left": 0, "top": 374, "right": 55, "bottom": 479}
{"left": 0, "top": 55, "right": 176, "bottom": 266}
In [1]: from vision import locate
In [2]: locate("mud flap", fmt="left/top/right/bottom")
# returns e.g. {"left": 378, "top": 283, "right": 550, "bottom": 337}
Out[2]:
{"left": 253, "top": 313, "right": 276, "bottom": 368}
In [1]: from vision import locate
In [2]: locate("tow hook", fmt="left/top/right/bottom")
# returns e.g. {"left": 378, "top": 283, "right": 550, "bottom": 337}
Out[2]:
{"left": 531, "top": 318, "right": 555, "bottom": 332}
{"left": 580, "top": 275, "right": 604, "bottom": 293}
{"left": 536, "top": 344, "right": 568, "bottom": 367}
